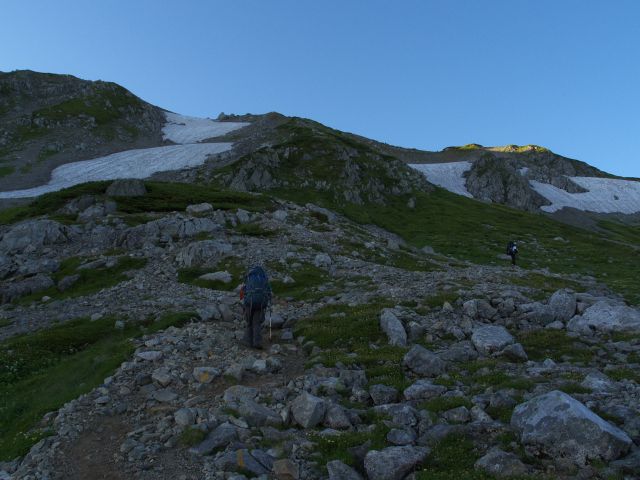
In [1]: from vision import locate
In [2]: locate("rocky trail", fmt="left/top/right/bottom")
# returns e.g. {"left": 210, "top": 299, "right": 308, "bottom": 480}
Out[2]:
{"left": 1, "top": 181, "right": 640, "bottom": 480}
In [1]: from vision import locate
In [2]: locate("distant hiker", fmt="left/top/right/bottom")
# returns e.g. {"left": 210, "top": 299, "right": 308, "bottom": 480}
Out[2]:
{"left": 239, "top": 266, "right": 272, "bottom": 349}
{"left": 507, "top": 241, "right": 518, "bottom": 266}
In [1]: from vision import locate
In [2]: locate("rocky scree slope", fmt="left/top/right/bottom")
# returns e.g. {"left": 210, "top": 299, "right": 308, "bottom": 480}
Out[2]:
{"left": 0, "top": 70, "right": 166, "bottom": 191}
{"left": 0, "top": 180, "right": 639, "bottom": 480}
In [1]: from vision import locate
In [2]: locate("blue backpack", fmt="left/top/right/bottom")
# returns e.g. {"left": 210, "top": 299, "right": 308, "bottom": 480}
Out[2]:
{"left": 243, "top": 266, "right": 272, "bottom": 309}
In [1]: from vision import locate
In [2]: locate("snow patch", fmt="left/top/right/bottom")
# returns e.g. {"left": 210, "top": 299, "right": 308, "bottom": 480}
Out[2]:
{"left": 530, "top": 177, "right": 640, "bottom": 214}
{"left": 162, "top": 112, "right": 249, "bottom": 144}
{"left": 409, "top": 162, "right": 473, "bottom": 198}
{"left": 0, "top": 143, "right": 232, "bottom": 199}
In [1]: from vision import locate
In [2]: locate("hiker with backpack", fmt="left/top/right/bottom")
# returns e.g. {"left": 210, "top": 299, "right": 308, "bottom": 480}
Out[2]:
{"left": 239, "top": 266, "right": 272, "bottom": 349}
{"left": 507, "top": 240, "right": 518, "bottom": 266}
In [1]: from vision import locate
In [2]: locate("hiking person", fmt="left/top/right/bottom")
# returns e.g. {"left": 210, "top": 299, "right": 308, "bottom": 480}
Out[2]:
{"left": 507, "top": 240, "right": 518, "bottom": 266}
{"left": 239, "top": 266, "right": 272, "bottom": 349}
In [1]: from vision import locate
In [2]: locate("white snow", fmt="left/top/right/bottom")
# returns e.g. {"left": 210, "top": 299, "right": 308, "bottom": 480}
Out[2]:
{"left": 162, "top": 112, "right": 249, "bottom": 144}
{"left": 409, "top": 161, "right": 473, "bottom": 198}
{"left": 530, "top": 177, "right": 640, "bottom": 214}
{"left": 0, "top": 143, "right": 232, "bottom": 199}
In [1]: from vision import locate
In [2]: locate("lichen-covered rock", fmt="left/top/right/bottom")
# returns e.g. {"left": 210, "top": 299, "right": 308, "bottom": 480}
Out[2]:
{"left": 327, "top": 460, "right": 363, "bottom": 480}
{"left": 291, "top": 392, "right": 326, "bottom": 428}
{"left": 471, "top": 325, "right": 514, "bottom": 355}
{"left": 364, "top": 446, "right": 429, "bottom": 480}
{"left": 548, "top": 289, "right": 577, "bottom": 322}
{"left": 567, "top": 301, "right": 640, "bottom": 334}
{"left": 511, "top": 390, "right": 632, "bottom": 465}
{"left": 474, "top": 448, "right": 529, "bottom": 478}
{"left": 403, "top": 345, "right": 445, "bottom": 377}
{"left": 380, "top": 308, "right": 407, "bottom": 347}
{"left": 0, "top": 219, "right": 69, "bottom": 253}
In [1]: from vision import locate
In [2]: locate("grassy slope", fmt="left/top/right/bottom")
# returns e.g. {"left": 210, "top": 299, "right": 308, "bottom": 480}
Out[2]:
{"left": 276, "top": 186, "right": 640, "bottom": 305}
{"left": 0, "top": 311, "right": 195, "bottom": 460}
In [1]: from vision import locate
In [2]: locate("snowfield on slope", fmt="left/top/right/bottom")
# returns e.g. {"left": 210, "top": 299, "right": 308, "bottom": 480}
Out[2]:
{"left": 409, "top": 161, "right": 473, "bottom": 198}
{"left": 0, "top": 143, "right": 232, "bottom": 199}
{"left": 530, "top": 177, "right": 640, "bottom": 214}
{"left": 162, "top": 112, "right": 249, "bottom": 144}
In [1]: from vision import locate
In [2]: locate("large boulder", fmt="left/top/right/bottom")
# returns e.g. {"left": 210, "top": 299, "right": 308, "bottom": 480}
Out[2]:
{"left": 548, "top": 289, "right": 577, "bottom": 322}
{"left": 403, "top": 345, "right": 446, "bottom": 377}
{"left": 511, "top": 390, "right": 632, "bottom": 465}
{"left": 290, "top": 392, "right": 326, "bottom": 428}
{"left": 364, "top": 446, "right": 429, "bottom": 480}
{"left": 567, "top": 301, "right": 640, "bottom": 334}
{"left": 380, "top": 309, "right": 407, "bottom": 347}
{"left": 471, "top": 325, "right": 514, "bottom": 355}
{"left": 106, "top": 179, "right": 147, "bottom": 197}
{"left": 0, "top": 220, "right": 69, "bottom": 254}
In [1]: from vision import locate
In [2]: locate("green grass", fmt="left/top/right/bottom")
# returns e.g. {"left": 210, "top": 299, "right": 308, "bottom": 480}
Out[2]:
{"left": 0, "top": 311, "right": 194, "bottom": 460}
{"left": 270, "top": 262, "right": 332, "bottom": 302}
{"left": 17, "top": 256, "right": 147, "bottom": 304}
{"left": 419, "top": 396, "right": 472, "bottom": 414}
{"left": 0, "top": 181, "right": 273, "bottom": 225}
{"left": 179, "top": 426, "right": 207, "bottom": 447}
{"left": 415, "top": 433, "right": 492, "bottom": 480}
{"left": 606, "top": 367, "right": 640, "bottom": 384}
{"left": 295, "top": 302, "right": 410, "bottom": 389}
{"left": 235, "top": 222, "right": 279, "bottom": 237}
{"left": 275, "top": 186, "right": 640, "bottom": 305}
{"left": 33, "top": 85, "right": 143, "bottom": 126}
{"left": 309, "top": 421, "right": 388, "bottom": 469}
{"left": 557, "top": 382, "right": 591, "bottom": 395}
{"left": 0, "top": 165, "right": 15, "bottom": 177}
{"left": 508, "top": 273, "right": 583, "bottom": 301}
{"left": 177, "top": 257, "right": 245, "bottom": 291}
{"left": 517, "top": 330, "right": 593, "bottom": 364}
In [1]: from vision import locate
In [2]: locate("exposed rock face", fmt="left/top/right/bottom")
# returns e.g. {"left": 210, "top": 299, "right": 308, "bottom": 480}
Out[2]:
{"left": 364, "top": 446, "right": 429, "bottom": 480}
{"left": 464, "top": 155, "right": 550, "bottom": 212}
{"left": 511, "top": 390, "right": 632, "bottom": 465}
{"left": 0, "top": 70, "right": 165, "bottom": 191}
{"left": 0, "top": 274, "right": 54, "bottom": 303}
{"left": 456, "top": 146, "right": 608, "bottom": 212}
{"left": 0, "top": 219, "right": 70, "bottom": 254}
{"left": 567, "top": 301, "right": 640, "bottom": 334}
{"left": 217, "top": 118, "right": 432, "bottom": 205}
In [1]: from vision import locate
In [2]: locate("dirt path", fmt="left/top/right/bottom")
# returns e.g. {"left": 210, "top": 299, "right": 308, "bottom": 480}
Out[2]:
{"left": 48, "top": 330, "right": 306, "bottom": 480}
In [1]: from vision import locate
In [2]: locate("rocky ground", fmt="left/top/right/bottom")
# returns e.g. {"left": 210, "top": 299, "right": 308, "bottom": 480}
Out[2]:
{"left": 1, "top": 180, "right": 639, "bottom": 480}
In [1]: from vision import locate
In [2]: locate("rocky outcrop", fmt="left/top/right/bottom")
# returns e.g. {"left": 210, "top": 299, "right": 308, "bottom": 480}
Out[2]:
{"left": 0, "top": 219, "right": 70, "bottom": 254}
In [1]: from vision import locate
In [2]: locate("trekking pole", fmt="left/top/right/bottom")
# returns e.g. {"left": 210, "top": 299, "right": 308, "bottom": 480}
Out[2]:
{"left": 269, "top": 306, "right": 272, "bottom": 340}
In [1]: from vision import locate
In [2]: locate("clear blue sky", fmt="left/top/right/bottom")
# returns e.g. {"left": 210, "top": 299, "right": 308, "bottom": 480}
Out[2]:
{"left": 2, "top": 0, "right": 639, "bottom": 177}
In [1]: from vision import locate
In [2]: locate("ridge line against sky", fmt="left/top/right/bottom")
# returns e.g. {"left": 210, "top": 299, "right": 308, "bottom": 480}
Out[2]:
{"left": 1, "top": 0, "right": 639, "bottom": 177}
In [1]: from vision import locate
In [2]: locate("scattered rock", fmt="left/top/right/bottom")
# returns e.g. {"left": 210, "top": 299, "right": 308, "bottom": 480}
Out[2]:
{"left": 364, "top": 446, "right": 429, "bottom": 480}
{"left": 471, "top": 325, "right": 514, "bottom": 356}
{"left": 403, "top": 345, "right": 446, "bottom": 377}
{"left": 380, "top": 309, "right": 407, "bottom": 347}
